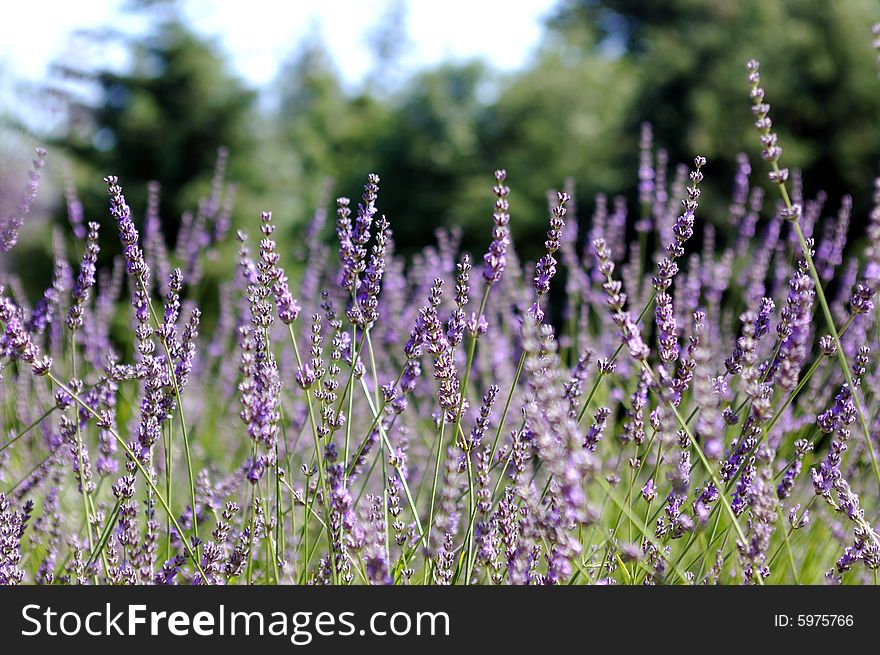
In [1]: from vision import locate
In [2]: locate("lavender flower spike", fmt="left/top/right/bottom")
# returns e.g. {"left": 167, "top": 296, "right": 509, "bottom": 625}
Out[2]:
{"left": 0, "top": 494, "right": 25, "bottom": 585}
{"left": 0, "top": 296, "right": 52, "bottom": 376}
{"left": 66, "top": 222, "right": 100, "bottom": 331}
{"left": 595, "top": 238, "right": 649, "bottom": 361}
{"left": 483, "top": 170, "right": 511, "bottom": 285}
{"left": 530, "top": 191, "right": 569, "bottom": 321}
{"left": 0, "top": 147, "right": 47, "bottom": 253}
{"left": 259, "top": 211, "right": 301, "bottom": 324}
{"left": 105, "top": 176, "right": 150, "bottom": 284}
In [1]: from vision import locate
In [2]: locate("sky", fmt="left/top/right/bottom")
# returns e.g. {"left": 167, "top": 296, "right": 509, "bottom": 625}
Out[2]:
{"left": 0, "top": 0, "right": 558, "bottom": 90}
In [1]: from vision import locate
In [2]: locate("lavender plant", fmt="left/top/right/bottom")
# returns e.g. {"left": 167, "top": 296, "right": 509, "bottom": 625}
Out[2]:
{"left": 2, "top": 29, "right": 880, "bottom": 586}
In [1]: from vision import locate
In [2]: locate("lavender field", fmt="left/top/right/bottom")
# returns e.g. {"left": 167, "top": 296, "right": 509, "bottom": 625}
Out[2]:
{"left": 2, "top": 37, "right": 880, "bottom": 586}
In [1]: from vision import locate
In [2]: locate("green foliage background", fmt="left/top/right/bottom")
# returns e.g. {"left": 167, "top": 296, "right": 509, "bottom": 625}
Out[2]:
{"left": 13, "top": 0, "right": 880, "bottom": 279}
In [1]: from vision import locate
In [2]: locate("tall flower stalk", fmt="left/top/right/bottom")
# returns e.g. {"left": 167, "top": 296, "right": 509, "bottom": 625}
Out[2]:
{"left": 746, "top": 60, "right": 880, "bottom": 489}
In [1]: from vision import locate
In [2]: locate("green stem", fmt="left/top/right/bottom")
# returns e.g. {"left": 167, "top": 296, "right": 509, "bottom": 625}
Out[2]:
{"left": 777, "top": 505, "right": 800, "bottom": 584}
{"left": 47, "top": 372, "right": 208, "bottom": 580}
{"left": 641, "top": 360, "right": 762, "bottom": 585}
{"left": 789, "top": 217, "right": 880, "bottom": 488}
{"left": 288, "top": 325, "right": 339, "bottom": 585}
{"left": 68, "top": 332, "right": 98, "bottom": 583}
{"left": 424, "top": 420, "right": 446, "bottom": 582}
{"left": 0, "top": 403, "right": 60, "bottom": 455}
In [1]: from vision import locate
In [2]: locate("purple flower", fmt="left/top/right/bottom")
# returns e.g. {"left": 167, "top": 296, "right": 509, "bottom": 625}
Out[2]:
{"left": 66, "top": 222, "right": 101, "bottom": 332}
{"left": 0, "top": 148, "right": 47, "bottom": 253}
{"left": 0, "top": 296, "right": 52, "bottom": 375}
{"left": 777, "top": 440, "right": 811, "bottom": 500}
{"left": 422, "top": 278, "right": 464, "bottom": 422}
{"left": 654, "top": 292, "right": 678, "bottom": 363}
{"left": 447, "top": 254, "right": 471, "bottom": 346}
{"left": 354, "top": 214, "right": 390, "bottom": 327}
{"left": 468, "top": 385, "right": 499, "bottom": 450}
{"left": 173, "top": 308, "right": 200, "bottom": 391}
{"left": 143, "top": 181, "right": 171, "bottom": 296}
{"left": 815, "top": 196, "right": 851, "bottom": 282}
{"left": 531, "top": 192, "right": 569, "bottom": 321}
{"left": 614, "top": 311, "right": 650, "bottom": 361}
{"left": 849, "top": 283, "right": 875, "bottom": 315}
{"left": 62, "top": 164, "right": 87, "bottom": 240}
{"left": 0, "top": 494, "right": 25, "bottom": 585}
{"left": 26, "top": 244, "right": 72, "bottom": 337}
{"left": 337, "top": 174, "right": 380, "bottom": 299}
{"left": 521, "top": 316, "right": 595, "bottom": 531}
{"left": 594, "top": 238, "right": 650, "bottom": 361}
{"left": 637, "top": 122, "right": 655, "bottom": 210}
{"left": 747, "top": 60, "right": 785, "bottom": 172}
{"left": 239, "top": 333, "right": 282, "bottom": 451}
{"left": 665, "top": 157, "right": 706, "bottom": 260}
{"left": 771, "top": 261, "right": 815, "bottom": 393}
{"left": 105, "top": 176, "right": 149, "bottom": 283}
{"left": 622, "top": 370, "right": 648, "bottom": 445}
{"left": 583, "top": 407, "right": 610, "bottom": 451}
{"left": 259, "top": 211, "right": 301, "bottom": 325}
{"left": 482, "top": 170, "right": 511, "bottom": 285}
{"left": 693, "top": 483, "right": 718, "bottom": 523}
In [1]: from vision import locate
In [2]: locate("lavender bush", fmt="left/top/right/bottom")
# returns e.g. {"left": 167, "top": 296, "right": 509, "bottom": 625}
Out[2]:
{"left": 2, "top": 34, "right": 880, "bottom": 586}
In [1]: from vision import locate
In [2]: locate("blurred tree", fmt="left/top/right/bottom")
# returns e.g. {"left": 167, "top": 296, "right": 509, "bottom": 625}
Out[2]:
{"left": 17, "top": 0, "right": 269, "bottom": 337}
{"left": 33, "top": 0, "right": 872, "bottom": 270}
{"left": 370, "top": 62, "right": 492, "bottom": 251}
{"left": 279, "top": 57, "right": 491, "bottom": 252}
{"left": 46, "top": 1, "right": 258, "bottom": 243}
{"left": 548, "top": 0, "right": 880, "bottom": 225}
{"left": 276, "top": 36, "right": 392, "bottom": 220}
{"left": 275, "top": 20, "right": 638, "bottom": 261}
{"left": 483, "top": 40, "right": 637, "bottom": 255}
